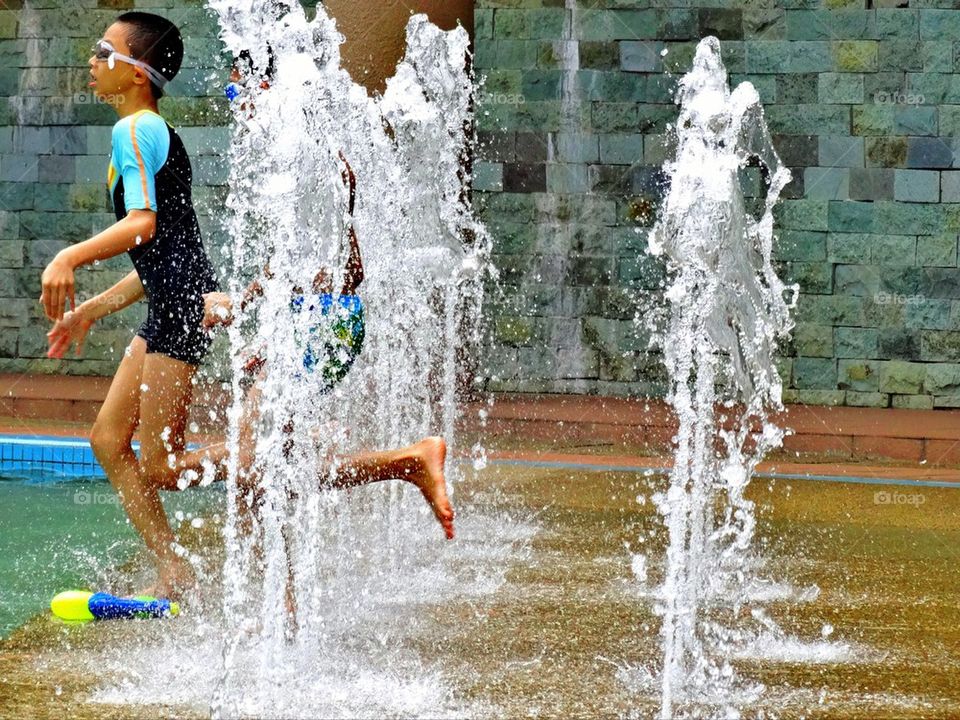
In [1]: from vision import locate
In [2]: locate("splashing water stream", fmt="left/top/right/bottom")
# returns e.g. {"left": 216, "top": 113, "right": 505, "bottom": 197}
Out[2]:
{"left": 644, "top": 37, "right": 798, "bottom": 717}
{"left": 203, "top": 2, "right": 491, "bottom": 715}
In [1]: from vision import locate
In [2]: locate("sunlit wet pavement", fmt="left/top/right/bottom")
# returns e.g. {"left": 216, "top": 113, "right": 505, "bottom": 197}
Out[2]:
{"left": 1, "top": 461, "right": 958, "bottom": 719}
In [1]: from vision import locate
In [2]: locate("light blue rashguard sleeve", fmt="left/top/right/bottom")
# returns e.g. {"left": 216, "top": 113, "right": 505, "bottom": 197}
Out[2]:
{"left": 111, "top": 112, "right": 170, "bottom": 213}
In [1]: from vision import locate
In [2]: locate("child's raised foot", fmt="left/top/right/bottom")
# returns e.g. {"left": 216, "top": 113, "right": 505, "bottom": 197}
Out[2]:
{"left": 408, "top": 436, "right": 455, "bottom": 540}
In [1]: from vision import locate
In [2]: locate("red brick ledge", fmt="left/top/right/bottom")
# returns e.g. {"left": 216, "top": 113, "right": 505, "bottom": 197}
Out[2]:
{"left": 484, "top": 393, "right": 960, "bottom": 441}
{"left": 472, "top": 394, "right": 960, "bottom": 465}
{"left": 0, "top": 373, "right": 225, "bottom": 429}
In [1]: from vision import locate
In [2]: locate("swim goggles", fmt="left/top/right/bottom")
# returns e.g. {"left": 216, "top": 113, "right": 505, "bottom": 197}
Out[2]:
{"left": 93, "top": 39, "right": 169, "bottom": 89}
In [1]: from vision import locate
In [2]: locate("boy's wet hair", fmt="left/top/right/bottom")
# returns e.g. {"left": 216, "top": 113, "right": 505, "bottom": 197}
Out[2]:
{"left": 235, "top": 46, "right": 276, "bottom": 82}
{"left": 116, "top": 11, "right": 184, "bottom": 99}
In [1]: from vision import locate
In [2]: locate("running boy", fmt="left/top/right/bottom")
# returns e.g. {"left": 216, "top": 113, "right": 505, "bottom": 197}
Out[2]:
{"left": 41, "top": 13, "right": 219, "bottom": 597}
{"left": 200, "top": 50, "right": 454, "bottom": 539}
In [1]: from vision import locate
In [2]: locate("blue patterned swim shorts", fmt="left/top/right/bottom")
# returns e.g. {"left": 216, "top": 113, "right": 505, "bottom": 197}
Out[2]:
{"left": 289, "top": 293, "right": 365, "bottom": 393}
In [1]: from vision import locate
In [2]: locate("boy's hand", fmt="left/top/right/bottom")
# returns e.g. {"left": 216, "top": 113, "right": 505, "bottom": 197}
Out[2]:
{"left": 311, "top": 268, "right": 333, "bottom": 294}
{"left": 203, "top": 292, "right": 234, "bottom": 328}
{"left": 243, "top": 352, "right": 266, "bottom": 377}
{"left": 40, "top": 255, "right": 76, "bottom": 321}
{"left": 46, "top": 310, "right": 93, "bottom": 359}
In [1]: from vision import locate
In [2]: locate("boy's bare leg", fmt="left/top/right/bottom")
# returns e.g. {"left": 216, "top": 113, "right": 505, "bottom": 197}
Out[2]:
{"left": 174, "top": 436, "right": 456, "bottom": 540}
{"left": 132, "top": 349, "right": 206, "bottom": 598}
{"left": 169, "top": 380, "right": 454, "bottom": 543}
{"left": 90, "top": 337, "right": 195, "bottom": 599}
{"left": 331, "top": 437, "right": 455, "bottom": 540}
{"left": 169, "top": 379, "right": 263, "bottom": 487}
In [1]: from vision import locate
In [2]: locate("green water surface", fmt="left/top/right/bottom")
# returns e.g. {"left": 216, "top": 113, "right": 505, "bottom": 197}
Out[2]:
{"left": 0, "top": 479, "right": 221, "bottom": 638}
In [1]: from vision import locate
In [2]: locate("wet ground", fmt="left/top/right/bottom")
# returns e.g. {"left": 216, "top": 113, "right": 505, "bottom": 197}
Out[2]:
{"left": 1, "top": 462, "right": 958, "bottom": 718}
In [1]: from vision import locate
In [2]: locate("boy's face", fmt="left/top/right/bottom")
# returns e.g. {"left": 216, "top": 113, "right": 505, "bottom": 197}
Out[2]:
{"left": 230, "top": 56, "right": 271, "bottom": 90}
{"left": 88, "top": 22, "right": 146, "bottom": 102}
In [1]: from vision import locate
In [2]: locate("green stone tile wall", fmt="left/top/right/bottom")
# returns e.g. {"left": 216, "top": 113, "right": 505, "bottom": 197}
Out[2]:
{"left": 8, "top": 0, "right": 960, "bottom": 409}
{"left": 474, "top": 0, "right": 960, "bottom": 408}
{"left": 0, "top": 0, "right": 231, "bottom": 377}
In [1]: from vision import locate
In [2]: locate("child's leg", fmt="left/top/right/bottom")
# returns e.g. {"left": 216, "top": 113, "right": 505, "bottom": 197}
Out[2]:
{"left": 163, "top": 373, "right": 454, "bottom": 538}
{"left": 329, "top": 437, "right": 455, "bottom": 540}
{"left": 132, "top": 350, "right": 202, "bottom": 594}
{"left": 90, "top": 337, "right": 179, "bottom": 579}
{"left": 175, "top": 434, "right": 455, "bottom": 539}
{"left": 168, "top": 380, "right": 263, "bottom": 487}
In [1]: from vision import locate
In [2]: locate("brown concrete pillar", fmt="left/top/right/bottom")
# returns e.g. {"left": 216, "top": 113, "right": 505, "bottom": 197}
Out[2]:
{"left": 321, "top": 0, "right": 474, "bottom": 95}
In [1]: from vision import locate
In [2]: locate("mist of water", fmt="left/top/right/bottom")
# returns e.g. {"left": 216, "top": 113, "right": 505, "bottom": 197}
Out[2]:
{"left": 641, "top": 36, "right": 799, "bottom": 718}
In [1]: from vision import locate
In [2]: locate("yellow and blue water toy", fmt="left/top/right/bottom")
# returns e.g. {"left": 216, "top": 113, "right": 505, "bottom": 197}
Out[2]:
{"left": 50, "top": 590, "right": 179, "bottom": 621}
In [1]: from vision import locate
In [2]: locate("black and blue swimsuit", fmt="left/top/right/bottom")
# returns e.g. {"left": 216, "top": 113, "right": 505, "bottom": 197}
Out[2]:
{"left": 108, "top": 109, "right": 219, "bottom": 365}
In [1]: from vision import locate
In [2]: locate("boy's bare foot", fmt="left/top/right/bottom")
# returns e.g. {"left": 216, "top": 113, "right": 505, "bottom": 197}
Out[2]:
{"left": 408, "top": 437, "right": 455, "bottom": 540}
{"left": 136, "top": 559, "right": 197, "bottom": 601}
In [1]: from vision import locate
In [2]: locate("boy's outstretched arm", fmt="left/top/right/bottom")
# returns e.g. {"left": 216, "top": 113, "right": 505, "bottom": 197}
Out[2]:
{"left": 47, "top": 270, "right": 146, "bottom": 359}
{"left": 81, "top": 269, "right": 146, "bottom": 321}
{"left": 338, "top": 152, "right": 363, "bottom": 295}
{"left": 40, "top": 209, "right": 156, "bottom": 321}
{"left": 340, "top": 225, "right": 363, "bottom": 295}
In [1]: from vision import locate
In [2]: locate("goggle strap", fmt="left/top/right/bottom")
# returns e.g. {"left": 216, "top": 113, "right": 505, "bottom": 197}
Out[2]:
{"left": 96, "top": 41, "right": 169, "bottom": 89}
{"left": 112, "top": 50, "right": 169, "bottom": 89}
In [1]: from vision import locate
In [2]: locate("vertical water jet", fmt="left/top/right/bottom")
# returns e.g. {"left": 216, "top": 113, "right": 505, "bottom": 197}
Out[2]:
{"left": 644, "top": 36, "right": 797, "bottom": 718}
